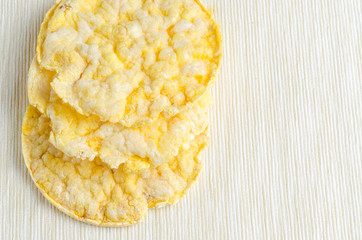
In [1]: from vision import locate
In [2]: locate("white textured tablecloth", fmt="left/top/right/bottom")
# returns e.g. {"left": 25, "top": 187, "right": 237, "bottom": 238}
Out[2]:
{"left": 1, "top": 0, "right": 361, "bottom": 239}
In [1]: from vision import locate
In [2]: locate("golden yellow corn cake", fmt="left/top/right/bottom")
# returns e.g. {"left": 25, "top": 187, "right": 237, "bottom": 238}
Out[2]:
{"left": 36, "top": 0, "right": 222, "bottom": 127}
{"left": 22, "top": 105, "right": 209, "bottom": 226}
{"left": 28, "top": 58, "right": 211, "bottom": 168}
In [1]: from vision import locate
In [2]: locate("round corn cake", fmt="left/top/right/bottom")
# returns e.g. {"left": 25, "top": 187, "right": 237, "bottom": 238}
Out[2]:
{"left": 28, "top": 58, "right": 211, "bottom": 168}
{"left": 22, "top": 105, "right": 209, "bottom": 226}
{"left": 36, "top": 0, "right": 222, "bottom": 127}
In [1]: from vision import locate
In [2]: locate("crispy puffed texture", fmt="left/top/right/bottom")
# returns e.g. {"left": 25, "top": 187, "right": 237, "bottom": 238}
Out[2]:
{"left": 36, "top": 0, "right": 222, "bottom": 127}
{"left": 22, "top": 105, "right": 209, "bottom": 226}
{"left": 29, "top": 58, "right": 212, "bottom": 168}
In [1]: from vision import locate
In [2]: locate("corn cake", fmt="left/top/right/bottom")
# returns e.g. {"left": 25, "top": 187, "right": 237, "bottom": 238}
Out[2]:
{"left": 36, "top": 0, "right": 222, "bottom": 127}
{"left": 29, "top": 58, "right": 211, "bottom": 168}
{"left": 22, "top": 105, "right": 209, "bottom": 226}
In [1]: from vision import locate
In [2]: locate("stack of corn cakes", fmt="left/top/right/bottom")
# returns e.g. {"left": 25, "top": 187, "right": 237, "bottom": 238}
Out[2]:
{"left": 22, "top": 0, "right": 221, "bottom": 226}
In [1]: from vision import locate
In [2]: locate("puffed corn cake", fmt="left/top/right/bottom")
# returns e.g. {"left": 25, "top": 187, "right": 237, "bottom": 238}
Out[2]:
{"left": 36, "top": 0, "right": 222, "bottom": 127}
{"left": 29, "top": 58, "right": 212, "bottom": 169}
{"left": 22, "top": 105, "right": 209, "bottom": 226}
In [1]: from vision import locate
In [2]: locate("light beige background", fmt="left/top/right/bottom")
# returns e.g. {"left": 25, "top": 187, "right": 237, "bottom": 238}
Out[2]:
{"left": 1, "top": 0, "right": 361, "bottom": 239}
